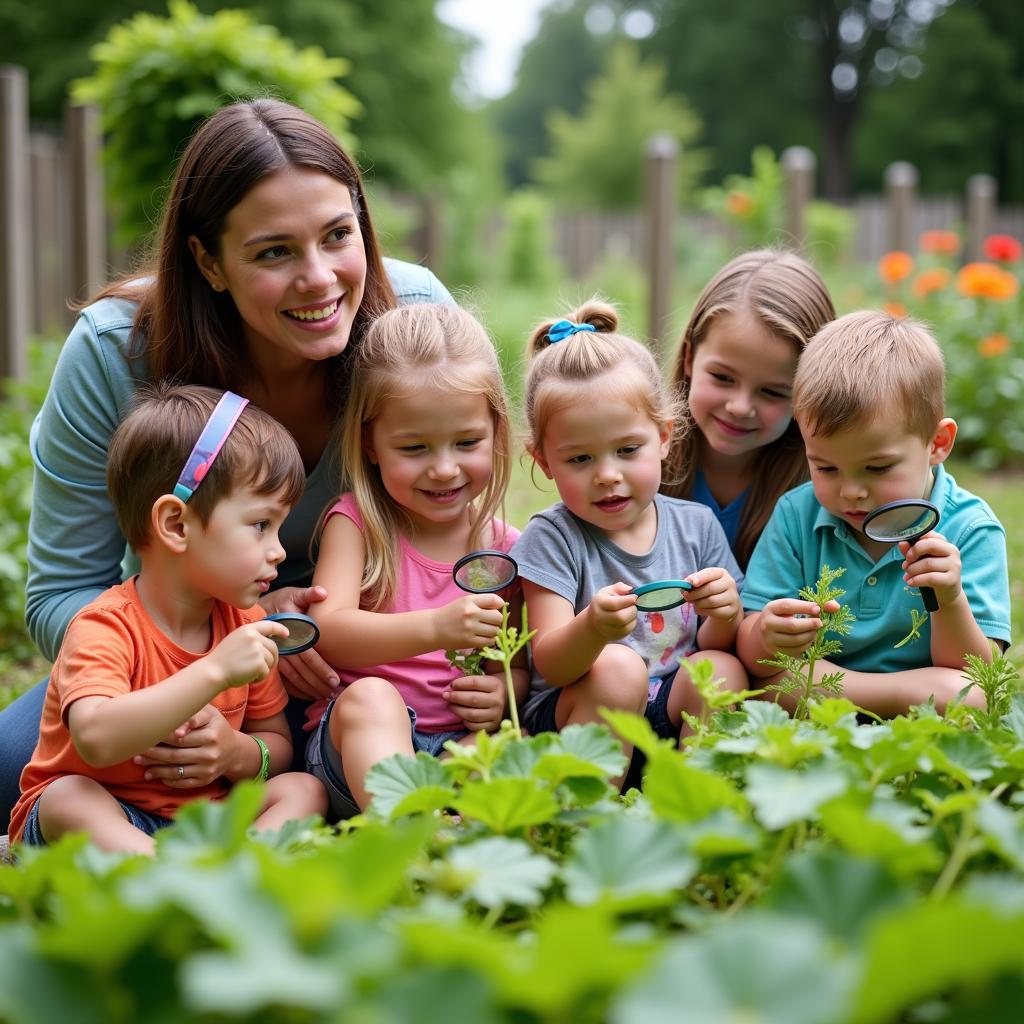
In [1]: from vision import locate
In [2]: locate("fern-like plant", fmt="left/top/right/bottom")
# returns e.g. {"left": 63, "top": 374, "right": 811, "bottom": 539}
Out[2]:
{"left": 758, "top": 565, "right": 856, "bottom": 719}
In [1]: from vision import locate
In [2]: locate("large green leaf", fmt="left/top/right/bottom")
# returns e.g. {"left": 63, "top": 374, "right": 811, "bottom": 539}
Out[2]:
{"left": 612, "top": 913, "right": 855, "bottom": 1024}
{"left": 454, "top": 778, "right": 559, "bottom": 831}
{"left": 766, "top": 849, "right": 911, "bottom": 943}
{"left": 643, "top": 748, "right": 748, "bottom": 822}
{"left": 365, "top": 752, "right": 454, "bottom": 819}
{"left": 533, "top": 722, "right": 629, "bottom": 781}
{"left": 564, "top": 818, "right": 697, "bottom": 907}
{"left": 448, "top": 837, "right": 557, "bottom": 908}
{"left": 976, "top": 798, "right": 1024, "bottom": 870}
{"left": 745, "top": 762, "right": 850, "bottom": 829}
{"left": 853, "top": 899, "right": 1024, "bottom": 1024}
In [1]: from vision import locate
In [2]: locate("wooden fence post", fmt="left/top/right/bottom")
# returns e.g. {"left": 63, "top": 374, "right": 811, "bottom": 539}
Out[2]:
{"left": 781, "top": 146, "right": 816, "bottom": 251}
{"left": 66, "top": 101, "right": 106, "bottom": 307}
{"left": 884, "top": 161, "right": 918, "bottom": 253}
{"left": 645, "top": 133, "right": 678, "bottom": 364}
{"left": 965, "top": 173, "right": 996, "bottom": 262}
{"left": 0, "top": 65, "right": 30, "bottom": 384}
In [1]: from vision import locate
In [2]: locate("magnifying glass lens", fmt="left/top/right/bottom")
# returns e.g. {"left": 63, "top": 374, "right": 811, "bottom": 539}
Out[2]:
{"left": 265, "top": 613, "right": 321, "bottom": 656}
{"left": 632, "top": 580, "right": 693, "bottom": 612}
{"left": 863, "top": 502, "right": 940, "bottom": 542}
{"left": 453, "top": 551, "right": 518, "bottom": 593}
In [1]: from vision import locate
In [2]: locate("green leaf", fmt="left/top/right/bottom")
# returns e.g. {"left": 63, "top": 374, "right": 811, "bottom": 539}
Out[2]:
{"left": 546, "top": 723, "right": 629, "bottom": 776}
{"left": 454, "top": 778, "right": 559, "bottom": 832}
{"left": 360, "top": 966, "right": 500, "bottom": 1024}
{"left": 818, "top": 794, "right": 942, "bottom": 876}
{"left": 448, "top": 837, "right": 557, "bottom": 908}
{"left": 1001, "top": 692, "right": 1024, "bottom": 744}
{"left": 564, "top": 818, "right": 697, "bottom": 907}
{"left": 600, "top": 708, "right": 670, "bottom": 759}
{"left": 643, "top": 748, "right": 748, "bottom": 822}
{"left": 365, "top": 752, "right": 454, "bottom": 819}
{"left": 157, "top": 780, "right": 265, "bottom": 855}
{"left": 766, "top": 849, "right": 911, "bottom": 943}
{"left": 930, "top": 731, "right": 996, "bottom": 785}
{"left": 745, "top": 763, "right": 850, "bottom": 830}
{"left": 679, "top": 810, "right": 762, "bottom": 857}
{"left": 976, "top": 799, "right": 1024, "bottom": 870}
{"left": 612, "top": 913, "right": 855, "bottom": 1024}
{"left": 740, "top": 699, "right": 792, "bottom": 731}
{"left": 853, "top": 900, "right": 1024, "bottom": 1024}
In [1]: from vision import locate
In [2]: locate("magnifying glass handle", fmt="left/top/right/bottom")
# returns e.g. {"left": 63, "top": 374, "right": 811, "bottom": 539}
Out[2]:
{"left": 921, "top": 586, "right": 939, "bottom": 613}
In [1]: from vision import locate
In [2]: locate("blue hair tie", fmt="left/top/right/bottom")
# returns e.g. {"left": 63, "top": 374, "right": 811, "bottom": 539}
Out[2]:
{"left": 547, "top": 319, "right": 597, "bottom": 344}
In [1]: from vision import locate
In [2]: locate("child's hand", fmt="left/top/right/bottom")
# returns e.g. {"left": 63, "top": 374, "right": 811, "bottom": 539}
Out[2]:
{"left": 758, "top": 597, "right": 841, "bottom": 657}
{"left": 900, "top": 531, "right": 963, "bottom": 607}
{"left": 433, "top": 592, "right": 505, "bottom": 650}
{"left": 685, "top": 567, "right": 742, "bottom": 622}
{"left": 586, "top": 582, "right": 638, "bottom": 641}
{"left": 206, "top": 620, "right": 286, "bottom": 688}
{"left": 444, "top": 673, "right": 504, "bottom": 732}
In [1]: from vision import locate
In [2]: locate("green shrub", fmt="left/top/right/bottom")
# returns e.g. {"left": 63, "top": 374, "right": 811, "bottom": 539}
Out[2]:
{"left": 501, "top": 189, "right": 561, "bottom": 289}
{"left": 72, "top": 0, "right": 360, "bottom": 247}
{"left": 0, "top": 342, "right": 60, "bottom": 670}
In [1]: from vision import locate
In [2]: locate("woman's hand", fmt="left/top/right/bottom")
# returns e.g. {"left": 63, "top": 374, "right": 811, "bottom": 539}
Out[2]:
{"left": 132, "top": 704, "right": 247, "bottom": 787}
{"left": 259, "top": 585, "right": 340, "bottom": 700}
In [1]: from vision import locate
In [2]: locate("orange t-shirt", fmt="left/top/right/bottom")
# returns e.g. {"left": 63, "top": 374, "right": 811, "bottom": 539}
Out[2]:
{"left": 9, "top": 578, "right": 288, "bottom": 842}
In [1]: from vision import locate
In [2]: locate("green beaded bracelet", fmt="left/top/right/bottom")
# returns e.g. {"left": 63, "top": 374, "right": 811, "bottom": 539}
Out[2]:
{"left": 252, "top": 736, "right": 270, "bottom": 782}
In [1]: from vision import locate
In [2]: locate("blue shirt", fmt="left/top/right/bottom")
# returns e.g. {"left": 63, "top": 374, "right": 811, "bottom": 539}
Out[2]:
{"left": 26, "top": 259, "right": 454, "bottom": 662}
{"left": 741, "top": 464, "right": 1010, "bottom": 673}
{"left": 691, "top": 468, "right": 748, "bottom": 551}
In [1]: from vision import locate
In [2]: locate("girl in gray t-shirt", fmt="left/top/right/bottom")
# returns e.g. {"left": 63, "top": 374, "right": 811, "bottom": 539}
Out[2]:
{"left": 512, "top": 300, "right": 748, "bottom": 770}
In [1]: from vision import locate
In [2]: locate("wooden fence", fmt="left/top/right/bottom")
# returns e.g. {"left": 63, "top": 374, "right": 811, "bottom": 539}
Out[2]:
{"left": 3, "top": 61, "right": 1022, "bottom": 385}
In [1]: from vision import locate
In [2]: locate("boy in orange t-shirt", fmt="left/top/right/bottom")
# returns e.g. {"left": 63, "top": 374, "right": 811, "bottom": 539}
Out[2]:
{"left": 10, "top": 385, "right": 326, "bottom": 853}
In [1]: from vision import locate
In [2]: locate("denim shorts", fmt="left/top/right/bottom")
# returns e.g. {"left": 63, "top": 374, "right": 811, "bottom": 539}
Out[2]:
{"left": 522, "top": 670, "right": 680, "bottom": 740}
{"left": 21, "top": 793, "right": 173, "bottom": 847}
{"left": 306, "top": 699, "right": 469, "bottom": 820}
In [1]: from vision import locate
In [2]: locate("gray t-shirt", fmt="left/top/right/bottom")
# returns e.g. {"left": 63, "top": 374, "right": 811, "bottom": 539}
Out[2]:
{"left": 511, "top": 493, "right": 743, "bottom": 713}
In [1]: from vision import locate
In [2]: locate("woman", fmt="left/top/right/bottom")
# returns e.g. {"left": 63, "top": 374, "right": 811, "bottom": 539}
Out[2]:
{"left": 0, "top": 98, "right": 453, "bottom": 829}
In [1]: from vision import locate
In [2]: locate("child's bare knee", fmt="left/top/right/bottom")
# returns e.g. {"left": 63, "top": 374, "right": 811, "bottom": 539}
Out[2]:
{"left": 588, "top": 645, "right": 649, "bottom": 710}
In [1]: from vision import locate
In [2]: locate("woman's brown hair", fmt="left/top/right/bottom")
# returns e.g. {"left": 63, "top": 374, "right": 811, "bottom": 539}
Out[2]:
{"left": 97, "top": 98, "right": 395, "bottom": 400}
{"left": 663, "top": 249, "right": 835, "bottom": 567}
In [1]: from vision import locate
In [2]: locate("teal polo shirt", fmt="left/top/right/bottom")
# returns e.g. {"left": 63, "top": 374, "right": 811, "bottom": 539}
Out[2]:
{"left": 741, "top": 465, "right": 1011, "bottom": 673}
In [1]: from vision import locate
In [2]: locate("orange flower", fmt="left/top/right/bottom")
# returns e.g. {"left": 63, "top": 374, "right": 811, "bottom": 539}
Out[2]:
{"left": 983, "top": 234, "right": 1023, "bottom": 263}
{"left": 883, "top": 301, "right": 907, "bottom": 318}
{"left": 879, "top": 251, "right": 914, "bottom": 285}
{"left": 912, "top": 268, "right": 951, "bottom": 298}
{"left": 978, "top": 333, "right": 1011, "bottom": 358}
{"left": 957, "top": 262, "right": 1019, "bottom": 300}
{"left": 726, "top": 190, "right": 755, "bottom": 217}
{"left": 919, "top": 229, "right": 960, "bottom": 255}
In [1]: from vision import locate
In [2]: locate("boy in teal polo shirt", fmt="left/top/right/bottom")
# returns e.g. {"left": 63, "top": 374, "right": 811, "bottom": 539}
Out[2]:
{"left": 738, "top": 311, "right": 1010, "bottom": 716}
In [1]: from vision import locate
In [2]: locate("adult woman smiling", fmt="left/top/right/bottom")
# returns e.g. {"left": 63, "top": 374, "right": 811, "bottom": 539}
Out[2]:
{"left": 0, "top": 98, "right": 453, "bottom": 828}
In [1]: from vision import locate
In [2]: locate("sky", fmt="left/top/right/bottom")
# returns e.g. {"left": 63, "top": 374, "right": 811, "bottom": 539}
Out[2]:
{"left": 437, "top": 0, "right": 548, "bottom": 100}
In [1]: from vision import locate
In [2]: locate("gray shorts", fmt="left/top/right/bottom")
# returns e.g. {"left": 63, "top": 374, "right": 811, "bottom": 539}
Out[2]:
{"left": 305, "top": 699, "right": 468, "bottom": 820}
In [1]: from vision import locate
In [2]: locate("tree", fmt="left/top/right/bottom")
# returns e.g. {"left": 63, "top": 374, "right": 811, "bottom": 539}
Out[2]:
{"left": 492, "top": 0, "right": 614, "bottom": 189}
{"left": 534, "top": 43, "right": 705, "bottom": 208}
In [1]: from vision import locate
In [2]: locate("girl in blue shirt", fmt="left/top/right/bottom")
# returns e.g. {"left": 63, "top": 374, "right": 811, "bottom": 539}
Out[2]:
{"left": 662, "top": 250, "right": 835, "bottom": 567}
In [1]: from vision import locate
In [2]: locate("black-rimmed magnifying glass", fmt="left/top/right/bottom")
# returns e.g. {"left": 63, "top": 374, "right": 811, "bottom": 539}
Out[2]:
{"left": 265, "top": 612, "right": 321, "bottom": 655}
{"left": 862, "top": 498, "right": 941, "bottom": 612}
{"left": 453, "top": 550, "right": 519, "bottom": 594}
{"left": 632, "top": 579, "right": 694, "bottom": 612}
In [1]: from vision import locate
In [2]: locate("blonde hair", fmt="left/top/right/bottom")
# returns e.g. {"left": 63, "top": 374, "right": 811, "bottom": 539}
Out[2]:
{"left": 108, "top": 383, "right": 304, "bottom": 550}
{"left": 663, "top": 249, "right": 835, "bottom": 567}
{"left": 523, "top": 297, "right": 683, "bottom": 456}
{"left": 334, "top": 304, "right": 512, "bottom": 610}
{"left": 794, "top": 310, "right": 945, "bottom": 441}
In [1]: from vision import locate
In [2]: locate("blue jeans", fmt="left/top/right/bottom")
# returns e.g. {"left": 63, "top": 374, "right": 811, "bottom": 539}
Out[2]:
{"left": 0, "top": 679, "right": 311, "bottom": 833}
{"left": 0, "top": 678, "right": 47, "bottom": 833}
{"left": 21, "top": 793, "right": 173, "bottom": 846}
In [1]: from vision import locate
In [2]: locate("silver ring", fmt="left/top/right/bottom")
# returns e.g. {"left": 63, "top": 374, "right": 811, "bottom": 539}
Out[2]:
{"left": 177, "top": 765, "right": 185, "bottom": 779}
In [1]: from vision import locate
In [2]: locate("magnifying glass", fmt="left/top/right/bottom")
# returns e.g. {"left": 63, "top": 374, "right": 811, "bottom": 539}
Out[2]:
{"left": 453, "top": 550, "right": 519, "bottom": 594}
{"left": 265, "top": 612, "right": 321, "bottom": 655}
{"left": 861, "top": 498, "right": 941, "bottom": 612}
{"left": 632, "top": 579, "right": 693, "bottom": 612}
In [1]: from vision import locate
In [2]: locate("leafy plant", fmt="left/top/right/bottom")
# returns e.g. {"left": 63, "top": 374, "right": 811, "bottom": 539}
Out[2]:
{"left": 677, "top": 656, "right": 765, "bottom": 743}
{"left": 759, "top": 565, "right": 856, "bottom": 718}
{"left": 949, "top": 642, "right": 1023, "bottom": 731}
{"left": 72, "top": 0, "right": 359, "bottom": 246}
{"left": 476, "top": 603, "right": 535, "bottom": 735}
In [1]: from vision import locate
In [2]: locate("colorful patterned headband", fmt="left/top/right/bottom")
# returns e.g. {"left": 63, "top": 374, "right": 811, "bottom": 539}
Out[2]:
{"left": 172, "top": 391, "right": 249, "bottom": 503}
{"left": 547, "top": 319, "right": 597, "bottom": 344}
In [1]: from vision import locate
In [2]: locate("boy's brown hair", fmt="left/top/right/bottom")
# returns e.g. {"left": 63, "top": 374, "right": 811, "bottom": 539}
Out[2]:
{"left": 793, "top": 311, "right": 945, "bottom": 441}
{"left": 107, "top": 383, "right": 305, "bottom": 549}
